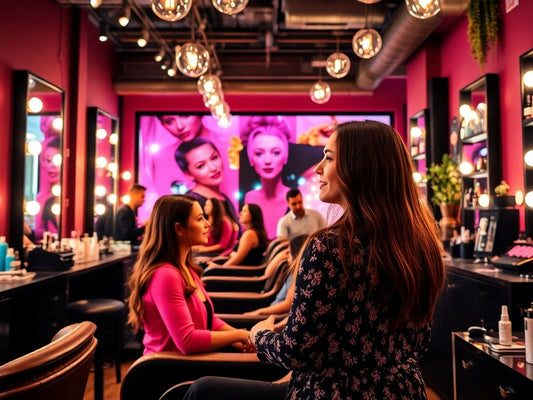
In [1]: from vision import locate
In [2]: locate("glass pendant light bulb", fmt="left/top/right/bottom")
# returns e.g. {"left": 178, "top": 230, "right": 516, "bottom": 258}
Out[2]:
{"left": 203, "top": 90, "right": 224, "bottom": 108}
{"left": 91, "top": 0, "right": 103, "bottom": 8}
{"left": 326, "top": 52, "right": 351, "bottom": 79}
{"left": 211, "top": 100, "right": 230, "bottom": 120}
{"left": 211, "top": 0, "right": 249, "bottom": 15}
{"left": 309, "top": 81, "right": 331, "bottom": 104}
{"left": 405, "top": 0, "right": 441, "bottom": 19}
{"left": 175, "top": 43, "right": 210, "bottom": 78}
{"left": 352, "top": 28, "right": 382, "bottom": 59}
{"left": 197, "top": 74, "right": 222, "bottom": 95}
{"left": 151, "top": 0, "right": 192, "bottom": 22}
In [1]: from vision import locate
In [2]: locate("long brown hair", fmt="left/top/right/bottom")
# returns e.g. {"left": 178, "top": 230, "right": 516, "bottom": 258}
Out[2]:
{"left": 127, "top": 195, "right": 204, "bottom": 333}
{"left": 207, "top": 197, "right": 224, "bottom": 242}
{"left": 245, "top": 203, "right": 269, "bottom": 251}
{"left": 322, "top": 120, "right": 445, "bottom": 329}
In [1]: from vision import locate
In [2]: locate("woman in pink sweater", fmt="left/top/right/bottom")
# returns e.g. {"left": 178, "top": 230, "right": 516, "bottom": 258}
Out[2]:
{"left": 127, "top": 194, "right": 251, "bottom": 355}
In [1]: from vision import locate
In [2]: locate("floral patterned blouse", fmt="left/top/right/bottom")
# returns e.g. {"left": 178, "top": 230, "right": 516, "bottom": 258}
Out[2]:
{"left": 256, "top": 229, "right": 431, "bottom": 400}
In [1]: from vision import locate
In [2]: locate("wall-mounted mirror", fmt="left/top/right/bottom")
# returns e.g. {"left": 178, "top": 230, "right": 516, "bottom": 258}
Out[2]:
{"left": 85, "top": 108, "right": 120, "bottom": 239}
{"left": 10, "top": 71, "right": 65, "bottom": 253}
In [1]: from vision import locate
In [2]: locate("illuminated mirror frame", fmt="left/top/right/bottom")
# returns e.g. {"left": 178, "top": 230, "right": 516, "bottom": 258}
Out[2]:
{"left": 85, "top": 107, "right": 120, "bottom": 238}
{"left": 10, "top": 70, "right": 65, "bottom": 253}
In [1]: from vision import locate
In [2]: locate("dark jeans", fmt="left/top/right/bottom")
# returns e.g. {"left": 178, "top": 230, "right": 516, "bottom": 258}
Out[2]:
{"left": 183, "top": 376, "right": 288, "bottom": 400}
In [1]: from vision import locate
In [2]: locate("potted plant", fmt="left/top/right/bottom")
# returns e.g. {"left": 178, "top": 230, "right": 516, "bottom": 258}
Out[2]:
{"left": 493, "top": 180, "right": 515, "bottom": 208}
{"left": 426, "top": 154, "right": 462, "bottom": 240}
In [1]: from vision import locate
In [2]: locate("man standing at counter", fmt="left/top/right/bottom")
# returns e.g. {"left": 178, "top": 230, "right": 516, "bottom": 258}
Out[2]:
{"left": 276, "top": 188, "right": 325, "bottom": 240}
{"left": 115, "top": 183, "right": 147, "bottom": 246}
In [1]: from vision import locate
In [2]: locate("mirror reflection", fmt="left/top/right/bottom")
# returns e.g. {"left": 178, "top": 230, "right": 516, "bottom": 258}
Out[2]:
{"left": 86, "top": 108, "right": 119, "bottom": 239}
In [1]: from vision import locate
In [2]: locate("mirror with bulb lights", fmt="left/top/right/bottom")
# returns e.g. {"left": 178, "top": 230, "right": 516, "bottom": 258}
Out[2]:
{"left": 520, "top": 48, "right": 533, "bottom": 237}
{"left": 458, "top": 74, "right": 502, "bottom": 233}
{"left": 10, "top": 71, "right": 65, "bottom": 253}
{"left": 85, "top": 108, "right": 120, "bottom": 239}
{"left": 409, "top": 109, "right": 429, "bottom": 197}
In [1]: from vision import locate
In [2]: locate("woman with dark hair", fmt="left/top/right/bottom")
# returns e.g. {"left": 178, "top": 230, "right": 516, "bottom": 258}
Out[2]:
{"left": 217, "top": 203, "right": 268, "bottom": 266}
{"left": 175, "top": 137, "right": 239, "bottom": 227}
{"left": 192, "top": 197, "right": 238, "bottom": 256}
{"left": 127, "top": 195, "right": 251, "bottom": 355}
{"left": 184, "top": 120, "right": 446, "bottom": 399}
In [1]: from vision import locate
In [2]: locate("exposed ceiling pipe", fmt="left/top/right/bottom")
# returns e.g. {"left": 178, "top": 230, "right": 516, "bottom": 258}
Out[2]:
{"left": 356, "top": 0, "right": 469, "bottom": 91}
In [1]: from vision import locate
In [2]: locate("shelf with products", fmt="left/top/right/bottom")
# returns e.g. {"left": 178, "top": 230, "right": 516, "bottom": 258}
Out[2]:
{"left": 520, "top": 49, "right": 533, "bottom": 238}
{"left": 458, "top": 74, "right": 502, "bottom": 233}
{"left": 409, "top": 109, "right": 429, "bottom": 195}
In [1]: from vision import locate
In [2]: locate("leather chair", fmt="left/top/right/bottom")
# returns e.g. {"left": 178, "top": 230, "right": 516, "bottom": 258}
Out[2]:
{"left": 120, "top": 351, "right": 288, "bottom": 400}
{"left": 0, "top": 321, "right": 97, "bottom": 400}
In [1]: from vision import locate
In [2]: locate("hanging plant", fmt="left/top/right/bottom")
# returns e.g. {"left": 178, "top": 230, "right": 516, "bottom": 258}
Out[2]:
{"left": 467, "top": 0, "right": 502, "bottom": 66}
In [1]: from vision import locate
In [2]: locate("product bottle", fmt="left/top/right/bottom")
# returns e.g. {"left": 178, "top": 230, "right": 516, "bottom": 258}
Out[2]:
{"left": 498, "top": 305, "right": 512, "bottom": 346}
{"left": 525, "top": 302, "right": 533, "bottom": 364}
{"left": 0, "top": 236, "right": 7, "bottom": 271}
{"left": 4, "top": 248, "right": 15, "bottom": 271}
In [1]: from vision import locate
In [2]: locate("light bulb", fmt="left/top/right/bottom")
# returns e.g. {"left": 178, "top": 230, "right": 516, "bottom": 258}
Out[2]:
{"left": 167, "top": 65, "right": 177, "bottom": 77}
{"left": 28, "top": 97, "right": 43, "bottom": 113}
{"left": 108, "top": 194, "right": 117, "bottom": 205}
{"left": 412, "top": 171, "right": 423, "bottom": 183}
{"left": 459, "top": 161, "right": 474, "bottom": 175}
{"left": 197, "top": 74, "right": 222, "bottom": 95}
{"left": 96, "top": 156, "right": 108, "bottom": 168}
{"left": 25, "top": 201, "right": 41, "bottom": 216}
{"left": 525, "top": 150, "right": 533, "bottom": 166}
{"left": 91, "top": 0, "right": 103, "bottom": 8}
{"left": 352, "top": 29, "right": 382, "bottom": 59}
{"left": 515, "top": 190, "right": 524, "bottom": 206}
{"left": 51, "top": 184, "right": 61, "bottom": 197}
{"left": 525, "top": 191, "right": 533, "bottom": 208}
{"left": 211, "top": 100, "right": 230, "bottom": 119}
{"left": 459, "top": 104, "right": 472, "bottom": 119}
{"left": 122, "top": 195, "right": 131, "bottom": 204}
{"left": 478, "top": 193, "right": 490, "bottom": 208}
{"left": 211, "top": 0, "right": 249, "bottom": 15}
{"left": 95, "top": 203, "right": 107, "bottom": 216}
{"left": 151, "top": 0, "right": 192, "bottom": 22}
{"left": 109, "top": 133, "right": 118, "bottom": 145}
{"left": 175, "top": 43, "right": 210, "bottom": 78}
{"left": 154, "top": 47, "right": 165, "bottom": 62}
{"left": 203, "top": 91, "right": 224, "bottom": 108}
{"left": 405, "top": 0, "right": 441, "bottom": 19}
{"left": 523, "top": 71, "right": 533, "bottom": 88}
{"left": 52, "top": 117, "right": 63, "bottom": 131}
{"left": 122, "top": 171, "right": 132, "bottom": 181}
{"left": 326, "top": 52, "right": 351, "bottom": 79}
{"left": 51, "top": 203, "right": 61, "bottom": 216}
{"left": 27, "top": 140, "right": 42, "bottom": 156}
{"left": 95, "top": 185, "right": 107, "bottom": 197}
{"left": 118, "top": 4, "right": 131, "bottom": 27}
{"left": 107, "top": 162, "right": 118, "bottom": 173}
{"left": 52, "top": 154, "right": 62, "bottom": 167}
{"left": 309, "top": 81, "right": 331, "bottom": 104}
{"left": 410, "top": 126, "right": 423, "bottom": 138}
{"left": 96, "top": 127, "right": 107, "bottom": 140}
{"left": 217, "top": 113, "right": 232, "bottom": 128}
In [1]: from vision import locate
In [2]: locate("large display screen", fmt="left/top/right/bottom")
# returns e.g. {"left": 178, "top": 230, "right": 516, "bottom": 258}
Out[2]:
{"left": 137, "top": 113, "right": 392, "bottom": 238}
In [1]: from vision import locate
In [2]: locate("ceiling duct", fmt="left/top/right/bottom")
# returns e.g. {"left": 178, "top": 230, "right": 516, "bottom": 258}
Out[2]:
{"left": 356, "top": 0, "right": 470, "bottom": 90}
{"left": 282, "top": 0, "right": 388, "bottom": 30}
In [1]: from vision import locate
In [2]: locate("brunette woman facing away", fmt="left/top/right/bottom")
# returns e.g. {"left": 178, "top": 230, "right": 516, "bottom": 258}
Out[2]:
{"left": 127, "top": 195, "right": 251, "bottom": 355}
{"left": 192, "top": 197, "right": 238, "bottom": 256}
{"left": 184, "top": 120, "right": 446, "bottom": 399}
{"left": 215, "top": 203, "right": 268, "bottom": 266}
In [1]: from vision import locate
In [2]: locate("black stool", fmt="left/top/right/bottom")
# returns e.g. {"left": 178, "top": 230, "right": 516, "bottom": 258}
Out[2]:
{"left": 68, "top": 298, "right": 125, "bottom": 400}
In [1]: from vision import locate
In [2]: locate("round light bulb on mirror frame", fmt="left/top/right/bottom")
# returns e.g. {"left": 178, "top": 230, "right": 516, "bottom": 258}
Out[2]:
{"left": 28, "top": 97, "right": 43, "bottom": 113}
{"left": 122, "top": 195, "right": 131, "bottom": 205}
{"left": 51, "top": 184, "right": 61, "bottom": 197}
{"left": 95, "top": 185, "right": 107, "bottom": 197}
{"left": 525, "top": 150, "right": 533, "bottom": 166}
{"left": 108, "top": 194, "right": 117, "bottom": 205}
{"left": 121, "top": 171, "right": 132, "bottom": 181}
{"left": 459, "top": 161, "right": 475, "bottom": 175}
{"left": 151, "top": 0, "right": 192, "bottom": 22}
{"left": 515, "top": 189, "right": 524, "bottom": 206}
{"left": 51, "top": 203, "right": 61, "bottom": 216}
{"left": 95, "top": 203, "right": 107, "bottom": 216}
{"left": 211, "top": 0, "right": 249, "bottom": 15}
{"left": 412, "top": 171, "right": 423, "bottom": 183}
{"left": 478, "top": 193, "right": 490, "bottom": 208}
{"left": 197, "top": 74, "right": 222, "bottom": 95}
{"left": 107, "top": 162, "right": 118, "bottom": 173}
{"left": 26, "top": 140, "right": 42, "bottom": 156}
{"left": 459, "top": 104, "right": 472, "bottom": 119}
{"left": 405, "top": 0, "right": 441, "bottom": 19}
{"left": 109, "top": 133, "right": 118, "bottom": 145}
{"left": 52, "top": 117, "right": 63, "bottom": 131}
{"left": 95, "top": 156, "right": 108, "bottom": 168}
{"left": 410, "top": 126, "right": 423, "bottom": 138}
{"left": 523, "top": 71, "right": 533, "bottom": 88}
{"left": 525, "top": 191, "right": 533, "bottom": 208}
{"left": 175, "top": 42, "right": 210, "bottom": 78}
{"left": 52, "top": 154, "right": 62, "bottom": 167}
{"left": 90, "top": 0, "right": 103, "bottom": 8}
{"left": 96, "top": 127, "right": 108, "bottom": 140}
{"left": 352, "top": 28, "right": 382, "bottom": 59}
{"left": 309, "top": 81, "right": 331, "bottom": 104}
{"left": 25, "top": 200, "right": 41, "bottom": 216}
{"left": 325, "top": 52, "right": 351, "bottom": 79}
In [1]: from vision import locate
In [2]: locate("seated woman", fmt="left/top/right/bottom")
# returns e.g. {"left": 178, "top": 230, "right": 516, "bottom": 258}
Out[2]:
{"left": 127, "top": 195, "right": 252, "bottom": 355}
{"left": 212, "top": 203, "right": 268, "bottom": 267}
{"left": 192, "top": 198, "right": 238, "bottom": 257}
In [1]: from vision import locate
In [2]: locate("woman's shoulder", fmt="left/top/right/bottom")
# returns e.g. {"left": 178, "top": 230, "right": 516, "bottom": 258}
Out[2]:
{"left": 150, "top": 263, "right": 183, "bottom": 284}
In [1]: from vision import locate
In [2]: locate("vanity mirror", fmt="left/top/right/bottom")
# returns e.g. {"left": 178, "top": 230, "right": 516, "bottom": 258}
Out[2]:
{"left": 85, "top": 107, "right": 119, "bottom": 239}
{"left": 10, "top": 71, "right": 65, "bottom": 253}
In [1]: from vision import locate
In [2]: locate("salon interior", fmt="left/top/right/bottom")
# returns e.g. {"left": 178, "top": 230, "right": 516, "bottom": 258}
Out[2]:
{"left": 1, "top": 0, "right": 533, "bottom": 399}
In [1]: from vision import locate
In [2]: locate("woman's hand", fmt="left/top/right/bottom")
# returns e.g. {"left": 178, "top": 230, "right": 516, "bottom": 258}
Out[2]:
{"left": 249, "top": 315, "right": 275, "bottom": 346}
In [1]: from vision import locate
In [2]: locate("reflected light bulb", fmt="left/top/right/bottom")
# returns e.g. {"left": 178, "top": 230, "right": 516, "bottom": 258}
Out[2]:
{"left": 459, "top": 104, "right": 472, "bottom": 119}
{"left": 149, "top": 143, "right": 161, "bottom": 154}
{"left": 27, "top": 140, "right": 42, "bottom": 156}
{"left": 51, "top": 203, "right": 61, "bottom": 216}
{"left": 97, "top": 127, "right": 107, "bottom": 140}
{"left": 515, "top": 190, "right": 524, "bottom": 206}
{"left": 478, "top": 193, "right": 490, "bottom": 208}
{"left": 51, "top": 184, "right": 61, "bottom": 197}
{"left": 525, "top": 150, "right": 533, "bottom": 166}
{"left": 109, "top": 133, "right": 118, "bottom": 145}
{"left": 523, "top": 71, "right": 533, "bottom": 88}
{"left": 197, "top": 74, "right": 222, "bottom": 95}
{"left": 95, "top": 185, "right": 107, "bottom": 197}
{"left": 28, "top": 97, "right": 43, "bottom": 113}
{"left": 52, "top": 154, "right": 62, "bottom": 167}
{"left": 108, "top": 194, "right": 117, "bottom": 204}
{"left": 96, "top": 156, "right": 108, "bottom": 168}
{"left": 525, "top": 191, "right": 533, "bottom": 208}
{"left": 122, "top": 171, "right": 132, "bottom": 181}
{"left": 95, "top": 203, "right": 107, "bottom": 216}
{"left": 108, "top": 162, "right": 117, "bottom": 173}
{"left": 412, "top": 171, "right": 423, "bottom": 183}
{"left": 25, "top": 201, "right": 41, "bottom": 216}
{"left": 410, "top": 126, "right": 423, "bottom": 138}
{"left": 459, "top": 161, "right": 474, "bottom": 175}
{"left": 52, "top": 117, "right": 63, "bottom": 131}
{"left": 122, "top": 195, "right": 131, "bottom": 204}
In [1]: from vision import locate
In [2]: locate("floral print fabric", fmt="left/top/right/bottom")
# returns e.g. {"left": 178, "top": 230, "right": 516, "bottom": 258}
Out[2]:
{"left": 256, "top": 230, "right": 430, "bottom": 399}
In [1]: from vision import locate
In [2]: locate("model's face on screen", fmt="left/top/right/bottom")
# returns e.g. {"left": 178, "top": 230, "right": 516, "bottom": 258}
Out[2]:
{"left": 160, "top": 115, "right": 203, "bottom": 142}
{"left": 185, "top": 144, "right": 223, "bottom": 187}
{"left": 250, "top": 133, "right": 287, "bottom": 180}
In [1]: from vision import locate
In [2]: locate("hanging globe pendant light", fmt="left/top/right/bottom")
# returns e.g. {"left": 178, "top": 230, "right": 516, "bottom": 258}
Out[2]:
{"left": 151, "top": 0, "right": 192, "bottom": 22}
{"left": 175, "top": 43, "right": 210, "bottom": 78}
{"left": 211, "top": 0, "right": 249, "bottom": 15}
{"left": 352, "top": 28, "right": 382, "bottom": 59}
{"left": 309, "top": 81, "right": 331, "bottom": 104}
{"left": 405, "top": 0, "right": 441, "bottom": 19}
{"left": 326, "top": 52, "right": 351, "bottom": 79}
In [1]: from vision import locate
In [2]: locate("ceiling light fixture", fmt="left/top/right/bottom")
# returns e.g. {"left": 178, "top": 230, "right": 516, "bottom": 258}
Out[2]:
{"left": 326, "top": 36, "right": 351, "bottom": 79}
{"left": 137, "top": 27, "right": 149, "bottom": 47}
{"left": 352, "top": 5, "right": 382, "bottom": 59}
{"left": 90, "top": 0, "right": 103, "bottom": 9}
{"left": 154, "top": 46, "right": 165, "bottom": 62}
{"left": 118, "top": 0, "right": 131, "bottom": 27}
{"left": 151, "top": 0, "right": 192, "bottom": 22}
{"left": 211, "top": 0, "right": 249, "bottom": 15}
{"left": 197, "top": 73, "right": 222, "bottom": 96}
{"left": 309, "top": 80, "right": 331, "bottom": 104}
{"left": 405, "top": 0, "right": 441, "bottom": 19}
{"left": 98, "top": 21, "right": 109, "bottom": 42}
{"left": 175, "top": 42, "right": 210, "bottom": 78}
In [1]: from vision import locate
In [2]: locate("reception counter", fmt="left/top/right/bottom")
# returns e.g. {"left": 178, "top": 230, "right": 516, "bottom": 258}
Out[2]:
{"left": 0, "top": 253, "right": 137, "bottom": 363}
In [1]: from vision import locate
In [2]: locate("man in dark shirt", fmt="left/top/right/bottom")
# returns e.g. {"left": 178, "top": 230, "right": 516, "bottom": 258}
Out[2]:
{"left": 114, "top": 183, "right": 147, "bottom": 246}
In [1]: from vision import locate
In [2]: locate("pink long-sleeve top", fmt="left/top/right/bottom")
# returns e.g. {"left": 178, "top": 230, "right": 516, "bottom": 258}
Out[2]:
{"left": 207, "top": 218, "right": 237, "bottom": 253}
{"left": 141, "top": 263, "right": 226, "bottom": 355}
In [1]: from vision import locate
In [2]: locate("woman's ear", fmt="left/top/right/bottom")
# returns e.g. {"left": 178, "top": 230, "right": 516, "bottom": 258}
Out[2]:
{"left": 184, "top": 171, "right": 195, "bottom": 182}
{"left": 174, "top": 222, "right": 184, "bottom": 237}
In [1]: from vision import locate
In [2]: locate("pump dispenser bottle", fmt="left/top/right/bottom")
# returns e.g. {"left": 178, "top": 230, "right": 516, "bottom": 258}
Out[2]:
{"left": 0, "top": 236, "right": 7, "bottom": 271}
{"left": 525, "top": 302, "right": 533, "bottom": 364}
{"left": 498, "top": 305, "right": 512, "bottom": 346}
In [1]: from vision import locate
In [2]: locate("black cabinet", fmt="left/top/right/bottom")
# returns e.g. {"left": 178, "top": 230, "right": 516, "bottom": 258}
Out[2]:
{"left": 458, "top": 74, "right": 501, "bottom": 233}
{"left": 421, "top": 261, "right": 533, "bottom": 400}
{"left": 453, "top": 333, "right": 533, "bottom": 400}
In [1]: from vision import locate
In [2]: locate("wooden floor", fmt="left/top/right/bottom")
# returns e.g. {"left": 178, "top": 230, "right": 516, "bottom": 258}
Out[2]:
{"left": 83, "top": 356, "right": 443, "bottom": 400}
